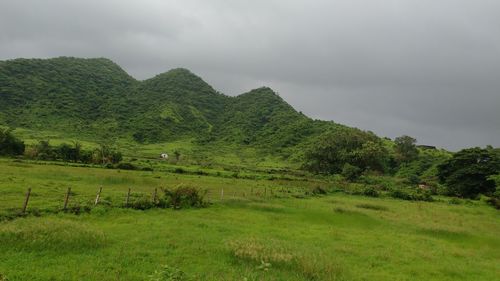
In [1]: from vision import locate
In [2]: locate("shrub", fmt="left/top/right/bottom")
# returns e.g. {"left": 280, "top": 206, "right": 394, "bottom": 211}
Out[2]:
{"left": 161, "top": 186, "right": 207, "bottom": 209}
{"left": 129, "top": 195, "right": 155, "bottom": 210}
{"left": 362, "top": 186, "right": 380, "bottom": 197}
{"left": 487, "top": 197, "right": 500, "bottom": 209}
{"left": 390, "top": 188, "right": 433, "bottom": 202}
{"left": 115, "top": 162, "right": 137, "bottom": 170}
{"left": 311, "top": 185, "right": 328, "bottom": 195}
{"left": 173, "top": 168, "right": 185, "bottom": 174}
{"left": 0, "top": 129, "right": 25, "bottom": 156}
{"left": 341, "top": 163, "right": 362, "bottom": 181}
{"left": 64, "top": 203, "right": 92, "bottom": 215}
{"left": 448, "top": 197, "right": 462, "bottom": 205}
{"left": 356, "top": 203, "right": 388, "bottom": 211}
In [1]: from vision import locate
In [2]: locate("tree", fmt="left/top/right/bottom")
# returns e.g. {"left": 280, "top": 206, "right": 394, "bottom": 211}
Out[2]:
{"left": 355, "top": 141, "right": 389, "bottom": 172}
{"left": 0, "top": 128, "right": 25, "bottom": 156}
{"left": 302, "top": 128, "right": 388, "bottom": 174}
{"left": 437, "top": 147, "right": 500, "bottom": 198}
{"left": 394, "top": 135, "right": 419, "bottom": 163}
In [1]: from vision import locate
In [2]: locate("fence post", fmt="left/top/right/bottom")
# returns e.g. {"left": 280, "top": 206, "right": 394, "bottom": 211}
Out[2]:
{"left": 152, "top": 188, "right": 158, "bottom": 204}
{"left": 125, "top": 187, "right": 131, "bottom": 207}
{"left": 94, "top": 186, "right": 103, "bottom": 206}
{"left": 220, "top": 188, "right": 224, "bottom": 200}
{"left": 63, "top": 187, "right": 71, "bottom": 210}
{"left": 22, "top": 188, "right": 31, "bottom": 214}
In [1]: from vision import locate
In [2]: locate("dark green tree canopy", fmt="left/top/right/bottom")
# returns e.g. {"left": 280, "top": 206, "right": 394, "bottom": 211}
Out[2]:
{"left": 394, "top": 135, "right": 419, "bottom": 163}
{"left": 438, "top": 147, "right": 500, "bottom": 198}
{"left": 302, "top": 128, "right": 388, "bottom": 175}
{"left": 0, "top": 128, "right": 25, "bottom": 156}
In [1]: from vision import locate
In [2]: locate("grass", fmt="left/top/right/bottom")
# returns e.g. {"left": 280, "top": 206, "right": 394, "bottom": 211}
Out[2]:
{"left": 0, "top": 159, "right": 499, "bottom": 280}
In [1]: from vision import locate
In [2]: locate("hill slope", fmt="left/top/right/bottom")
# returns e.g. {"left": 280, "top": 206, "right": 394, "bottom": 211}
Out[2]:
{"left": 0, "top": 57, "right": 365, "bottom": 157}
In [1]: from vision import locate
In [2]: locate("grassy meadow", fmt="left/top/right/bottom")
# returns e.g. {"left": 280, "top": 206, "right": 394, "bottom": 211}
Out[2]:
{"left": 0, "top": 159, "right": 499, "bottom": 281}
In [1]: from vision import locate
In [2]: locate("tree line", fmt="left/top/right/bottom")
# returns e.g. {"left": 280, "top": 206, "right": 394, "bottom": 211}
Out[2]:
{"left": 0, "top": 129, "right": 122, "bottom": 164}
{"left": 302, "top": 129, "right": 500, "bottom": 201}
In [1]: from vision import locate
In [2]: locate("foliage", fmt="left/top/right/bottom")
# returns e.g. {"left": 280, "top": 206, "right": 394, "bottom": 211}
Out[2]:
{"left": 389, "top": 188, "right": 433, "bottom": 201}
{"left": 128, "top": 195, "right": 155, "bottom": 210}
{"left": 396, "top": 148, "right": 450, "bottom": 186}
{"left": 341, "top": 163, "right": 362, "bottom": 181}
{"left": 24, "top": 140, "right": 123, "bottom": 165}
{"left": 437, "top": 147, "right": 500, "bottom": 198}
{"left": 362, "top": 186, "right": 380, "bottom": 197}
{"left": 302, "top": 128, "right": 388, "bottom": 174}
{"left": 0, "top": 161, "right": 499, "bottom": 280}
{"left": 161, "top": 185, "right": 207, "bottom": 209}
{"left": 0, "top": 128, "right": 24, "bottom": 156}
{"left": 115, "top": 162, "right": 137, "bottom": 170}
{"left": 394, "top": 135, "right": 419, "bottom": 163}
{"left": 0, "top": 57, "right": 378, "bottom": 162}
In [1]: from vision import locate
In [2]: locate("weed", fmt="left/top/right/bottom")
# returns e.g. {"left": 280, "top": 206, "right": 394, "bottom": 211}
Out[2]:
{"left": 356, "top": 203, "right": 388, "bottom": 211}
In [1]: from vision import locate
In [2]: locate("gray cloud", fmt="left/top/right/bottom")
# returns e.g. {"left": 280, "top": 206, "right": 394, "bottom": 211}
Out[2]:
{"left": 1, "top": 0, "right": 499, "bottom": 150}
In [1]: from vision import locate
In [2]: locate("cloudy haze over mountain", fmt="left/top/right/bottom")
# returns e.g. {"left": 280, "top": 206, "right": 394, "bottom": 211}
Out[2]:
{"left": 1, "top": 0, "right": 499, "bottom": 150}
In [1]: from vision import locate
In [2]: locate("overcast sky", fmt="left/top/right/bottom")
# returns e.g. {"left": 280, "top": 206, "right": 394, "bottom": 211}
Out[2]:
{"left": 1, "top": 0, "right": 499, "bottom": 150}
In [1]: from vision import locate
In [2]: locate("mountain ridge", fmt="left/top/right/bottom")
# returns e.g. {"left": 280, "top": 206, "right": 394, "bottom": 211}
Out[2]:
{"left": 0, "top": 56, "right": 370, "bottom": 158}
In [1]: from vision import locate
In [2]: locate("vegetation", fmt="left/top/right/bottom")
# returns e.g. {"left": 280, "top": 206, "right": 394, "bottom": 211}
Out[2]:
{"left": 437, "top": 147, "right": 500, "bottom": 198}
{"left": 394, "top": 135, "right": 419, "bottom": 163}
{"left": 302, "top": 128, "right": 387, "bottom": 174}
{"left": 0, "top": 160, "right": 499, "bottom": 280}
{"left": 23, "top": 140, "right": 122, "bottom": 165}
{"left": 0, "top": 128, "right": 24, "bottom": 156}
{"left": 0, "top": 57, "right": 344, "bottom": 157}
{"left": 0, "top": 56, "right": 499, "bottom": 280}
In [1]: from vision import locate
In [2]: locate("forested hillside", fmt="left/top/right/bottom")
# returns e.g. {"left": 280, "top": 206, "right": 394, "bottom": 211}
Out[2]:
{"left": 0, "top": 57, "right": 351, "bottom": 153}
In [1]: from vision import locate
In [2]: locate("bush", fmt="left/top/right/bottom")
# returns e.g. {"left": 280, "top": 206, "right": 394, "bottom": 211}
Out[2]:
{"left": 311, "top": 186, "right": 328, "bottom": 195}
{"left": 129, "top": 195, "right": 155, "bottom": 210}
{"left": 161, "top": 186, "right": 207, "bottom": 209}
{"left": 173, "top": 168, "right": 185, "bottom": 174}
{"left": 390, "top": 188, "right": 433, "bottom": 202}
{"left": 487, "top": 197, "right": 500, "bottom": 209}
{"left": 0, "top": 129, "right": 25, "bottom": 156}
{"left": 115, "top": 162, "right": 137, "bottom": 170}
{"left": 341, "top": 163, "right": 362, "bottom": 181}
{"left": 362, "top": 186, "right": 379, "bottom": 197}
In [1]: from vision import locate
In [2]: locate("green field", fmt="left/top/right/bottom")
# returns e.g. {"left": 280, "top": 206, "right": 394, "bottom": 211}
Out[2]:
{"left": 0, "top": 159, "right": 499, "bottom": 281}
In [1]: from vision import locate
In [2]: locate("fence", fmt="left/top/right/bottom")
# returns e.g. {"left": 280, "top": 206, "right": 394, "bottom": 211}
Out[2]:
{"left": 1, "top": 184, "right": 311, "bottom": 219}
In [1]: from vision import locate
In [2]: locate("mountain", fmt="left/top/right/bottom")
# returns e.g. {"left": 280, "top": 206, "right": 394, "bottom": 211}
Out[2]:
{"left": 0, "top": 57, "right": 367, "bottom": 156}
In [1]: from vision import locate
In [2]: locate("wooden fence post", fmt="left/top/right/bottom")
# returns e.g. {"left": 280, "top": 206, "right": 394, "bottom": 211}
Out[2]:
{"left": 152, "top": 188, "right": 158, "bottom": 204}
{"left": 22, "top": 188, "right": 31, "bottom": 214}
{"left": 220, "top": 188, "right": 224, "bottom": 200}
{"left": 63, "top": 187, "right": 71, "bottom": 210}
{"left": 125, "top": 187, "right": 131, "bottom": 207}
{"left": 94, "top": 186, "right": 103, "bottom": 206}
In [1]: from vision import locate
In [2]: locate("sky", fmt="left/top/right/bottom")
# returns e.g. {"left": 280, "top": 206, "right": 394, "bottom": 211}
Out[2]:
{"left": 1, "top": 0, "right": 499, "bottom": 150}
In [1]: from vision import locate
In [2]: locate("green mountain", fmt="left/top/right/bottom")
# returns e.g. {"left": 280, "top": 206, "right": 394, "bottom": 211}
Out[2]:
{"left": 0, "top": 57, "right": 364, "bottom": 156}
